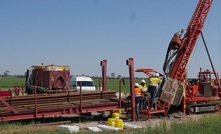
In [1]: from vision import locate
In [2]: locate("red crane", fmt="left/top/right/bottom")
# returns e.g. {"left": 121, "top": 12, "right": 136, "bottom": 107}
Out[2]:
{"left": 164, "top": 0, "right": 213, "bottom": 80}
{"left": 160, "top": 0, "right": 215, "bottom": 114}
{"left": 131, "top": 0, "right": 219, "bottom": 119}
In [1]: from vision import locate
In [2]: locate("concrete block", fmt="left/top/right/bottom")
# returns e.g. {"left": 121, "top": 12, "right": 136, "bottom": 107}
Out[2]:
{"left": 123, "top": 123, "right": 142, "bottom": 129}
{"left": 88, "top": 126, "right": 102, "bottom": 132}
{"left": 58, "top": 125, "right": 79, "bottom": 133}
{"left": 97, "top": 124, "right": 121, "bottom": 131}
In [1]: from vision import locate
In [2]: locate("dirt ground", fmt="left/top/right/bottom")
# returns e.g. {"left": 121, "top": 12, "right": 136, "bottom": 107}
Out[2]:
{"left": 0, "top": 111, "right": 207, "bottom": 134}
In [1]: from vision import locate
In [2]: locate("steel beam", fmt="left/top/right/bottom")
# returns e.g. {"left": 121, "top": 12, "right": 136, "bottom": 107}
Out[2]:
{"left": 126, "top": 58, "right": 136, "bottom": 121}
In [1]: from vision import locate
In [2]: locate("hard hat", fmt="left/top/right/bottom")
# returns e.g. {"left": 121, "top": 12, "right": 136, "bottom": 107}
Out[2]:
{"left": 135, "top": 83, "right": 139, "bottom": 87}
{"left": 141, "top": 79, "right": 146, "bottom": 83}
{"left": 155, "top": 73, "right": 160, "bottom": 77}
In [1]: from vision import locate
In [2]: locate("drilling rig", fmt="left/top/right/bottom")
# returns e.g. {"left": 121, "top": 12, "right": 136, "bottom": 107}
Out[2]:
{"left": 159, "top": 0, "right": 221, "bottom": 114}
{"left": 136, "top": 0, "right": 221, "bottom": 115}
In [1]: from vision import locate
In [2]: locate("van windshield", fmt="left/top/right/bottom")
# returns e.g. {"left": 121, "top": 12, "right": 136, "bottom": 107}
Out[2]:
{"left": 77, "top": 81, "right": 94, "bottom": 87}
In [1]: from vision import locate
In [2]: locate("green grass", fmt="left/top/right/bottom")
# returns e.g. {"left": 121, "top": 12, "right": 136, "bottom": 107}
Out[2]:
{"left": 0, "top": 76, "right": 143, "bottom": 93}
{"left": 0, "top": 121, "right": 23, "bottom": 130}
{"left": 93, "top": 78, "right": 132, "bottom": 93}
{"left": 0, "top": 76, "right": 25, "bottom": 89}
{"left": 142, "top": 113, "right": 221, "bottom": 134}
{"left": 1, "top": 113, "right": 221, "bottom": 133}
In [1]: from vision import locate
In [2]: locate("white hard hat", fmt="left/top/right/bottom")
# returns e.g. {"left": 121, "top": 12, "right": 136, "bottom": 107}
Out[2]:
{"left": 141, "top": 79, "right": 146, "bottom": 83}
{"left": 155, "top": 73, "right": 159, "bottom": 77}
{"left": 135, "top": 83, "right": 139, "bottom": 87}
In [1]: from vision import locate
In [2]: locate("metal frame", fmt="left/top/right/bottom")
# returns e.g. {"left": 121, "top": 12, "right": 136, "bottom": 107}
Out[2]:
{"left": 0, "top": 60, "right": 119, "bottom": 122}
{"left": 126, "top": 58, "right": 136, "bottom": 121}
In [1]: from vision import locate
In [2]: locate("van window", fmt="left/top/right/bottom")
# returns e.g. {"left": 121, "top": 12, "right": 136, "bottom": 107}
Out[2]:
{"left": 77, "top": 81, "right": 94, "bottom": 87}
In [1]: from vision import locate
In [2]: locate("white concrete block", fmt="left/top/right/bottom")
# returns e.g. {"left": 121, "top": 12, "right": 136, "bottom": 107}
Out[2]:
{"left": 88, "top": 126, "right": 102, "bottom": 132}
{"left": 97, "top": 124, "right": 121, "bottom": 131}
{"left": 58, "top": 125, "right": 79, "bottom": 133}
{"left": 123, "top": 123, "right": 142, "bottom": 129}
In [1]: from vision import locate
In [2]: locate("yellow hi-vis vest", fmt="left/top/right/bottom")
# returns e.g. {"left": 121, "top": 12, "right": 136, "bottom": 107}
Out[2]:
{"left": 148, "top": 77, "right": 162, "bottom": 87}
{"left": 139, "top": 85, "right": 147, "bottom": 92}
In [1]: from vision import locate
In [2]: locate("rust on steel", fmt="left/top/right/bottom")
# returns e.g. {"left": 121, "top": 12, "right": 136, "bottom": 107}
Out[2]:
{"left": 126, "top": 58, "right": 136, "bottom": 122}
{"left": 0, "top": 90, "right": 117, "bottom": 121}
{"left": 100, "top": 60, "right": 107, "bottom": 91}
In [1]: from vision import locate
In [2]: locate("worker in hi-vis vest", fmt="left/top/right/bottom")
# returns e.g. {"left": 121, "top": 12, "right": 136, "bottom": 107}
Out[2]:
{"left": 138, "top": 79, "right": 148, "bottom": 109}
{"left": 147, "top": 73, "right": 162, "bottom": 110}
{"left": 134, "top": 83, "right": 149, "bottom": 121}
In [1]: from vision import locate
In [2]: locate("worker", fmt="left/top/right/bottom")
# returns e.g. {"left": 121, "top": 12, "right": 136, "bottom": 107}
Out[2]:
{"left": 147, "top": 73, "right": 162, "bottom": 110}
{"left": 134, "top": 83, "right": 148, "bottom": 121}
{"left": 139, "top": 79, "right": 148, "bottom": 109}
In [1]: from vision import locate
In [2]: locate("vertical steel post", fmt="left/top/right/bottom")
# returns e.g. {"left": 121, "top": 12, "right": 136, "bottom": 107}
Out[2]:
{"left": 34, "top": 85, "right": 37, "bottom": 118}
{"left": 9, "top": 89, "right": 12, "bottom": 105}
{"left": 119, "top": 80, "right": 122, "bottom": 110}
{"left": 126, "top": 58, "right": 136, "bottom": 122}
{"left": 42, "top": 114, "right": 45, "bottom": 123}
{"left": 80, "top": 82, "right": 82, "bottom": 113}
{"left": 182, "top": 95, "right": 186, "bottom": 115}
{"left": 22, "top": 84, "right": 24, "bottom": 95}
{"left": 100, "top": 60, "right": 107, "bottom": 92}
{"left": 98, "top": 79, "right": 101, "bottom": 91}
{"left": 100, "top": 60, "right": 107, "bottom": 116}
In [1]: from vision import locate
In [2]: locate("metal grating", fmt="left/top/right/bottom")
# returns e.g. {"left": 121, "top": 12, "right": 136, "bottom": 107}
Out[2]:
{"left": 172, "top": 84, "right": 183, "bottom": 106}
{"left": 202, "top": 82, "right": 213, "bottom": 97}
{"left": 159, "top": 78, "right": 184, "bottom": 106}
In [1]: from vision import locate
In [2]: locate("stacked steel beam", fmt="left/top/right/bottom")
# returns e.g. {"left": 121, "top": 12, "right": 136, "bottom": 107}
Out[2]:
{"left": 0, "top": 90, "right": 118, "bottom": 121}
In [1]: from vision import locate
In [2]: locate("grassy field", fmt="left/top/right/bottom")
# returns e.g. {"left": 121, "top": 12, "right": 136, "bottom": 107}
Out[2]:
{"left": 0, "top": 76, "right": 25, "bottom": 89}
{"left": 145, "top": 113, "right": 221, "bottom": 134}
{"left": 1, "top": 113, "right": 221, "bottom": 133}
{"left": 0, "top": 76, "right": 143, "bottom": 93}
{"left": 93, "top": 78, "right": 142, "bottom": 93}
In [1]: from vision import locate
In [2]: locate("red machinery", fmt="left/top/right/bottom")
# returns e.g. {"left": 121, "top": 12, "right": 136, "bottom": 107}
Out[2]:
{"left": 135, "top": 0, "right": 220, "bottom": 116}
{"left": 25, "top": 64, "right": 70, "bottom": 94}
{"left": 0, "top": 60, "right": 119, "bottom": 122}
{"left": 160, "top": 0, "right": 220, "bottom": 114}
{"left": 185, "top": 68, "right": 221, "bottom": 114}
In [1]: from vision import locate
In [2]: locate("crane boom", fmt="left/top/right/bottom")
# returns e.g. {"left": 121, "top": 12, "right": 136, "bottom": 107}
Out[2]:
{"left": 169, "top": 0, "right": 213, "bottom": 80}
{"left": 160, "top": 0, "right": 214, "bottom": 107}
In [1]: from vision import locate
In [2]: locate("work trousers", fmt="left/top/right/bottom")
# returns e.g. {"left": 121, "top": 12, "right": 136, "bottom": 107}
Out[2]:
{"left": 140, "top": 95, "right": 147, "bottom": 109}
{"left": 148, "top": 86, "right": 157, "bottom": 108}
{"left": 135, "top": 96, "right": 142, "bottom": 120}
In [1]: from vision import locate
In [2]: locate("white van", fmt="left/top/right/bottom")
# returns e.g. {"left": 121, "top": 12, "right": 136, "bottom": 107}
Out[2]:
{"left": 70, "top": 76, "right": 96, "bottom": 92}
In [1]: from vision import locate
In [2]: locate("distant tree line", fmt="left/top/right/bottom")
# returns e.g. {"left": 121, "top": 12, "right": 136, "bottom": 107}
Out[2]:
{"left": 1, "top": 70, "right": 25, "bottom": 78}
{"left": 1, "top": 70, "right": 143, "bottom": 79}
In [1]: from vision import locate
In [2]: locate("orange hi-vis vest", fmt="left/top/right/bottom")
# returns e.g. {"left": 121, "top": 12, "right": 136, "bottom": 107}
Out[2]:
{"left": 134, "top": 87, "right": 141, "bottom": 97}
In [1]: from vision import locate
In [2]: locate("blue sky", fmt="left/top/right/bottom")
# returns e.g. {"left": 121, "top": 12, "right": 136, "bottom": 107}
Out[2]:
{"left": 0, "top": 0, "right": 220, "bottom": 78}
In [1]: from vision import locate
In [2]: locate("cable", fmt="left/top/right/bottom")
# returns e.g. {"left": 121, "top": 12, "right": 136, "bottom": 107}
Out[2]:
{"left": 187, "top": 41, "right": 202, "bottom": 77}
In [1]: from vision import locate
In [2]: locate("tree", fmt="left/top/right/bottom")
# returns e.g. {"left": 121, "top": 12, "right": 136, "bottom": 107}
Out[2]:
{"left": 3, "top": 70, "right": 10, "bottom": 76}
{"left": 117, "top": 75, "right": 122, "bottom": 78}
{"left": 111, "top": 73, "right": 115, "bottom": 78}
